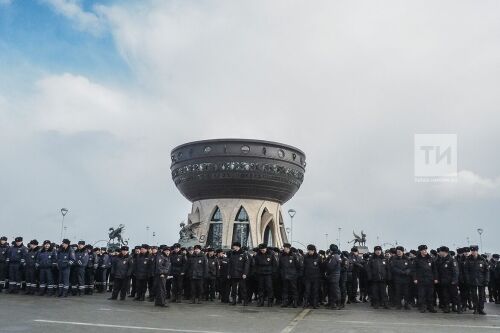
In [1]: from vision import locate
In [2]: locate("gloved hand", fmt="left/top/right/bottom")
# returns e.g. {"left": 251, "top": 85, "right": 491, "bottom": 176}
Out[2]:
{"left": 69, "top": 260, "right": 74, "bottom": 265}
{"left": 77, "top": 260, "right": 82, "bottom": 266}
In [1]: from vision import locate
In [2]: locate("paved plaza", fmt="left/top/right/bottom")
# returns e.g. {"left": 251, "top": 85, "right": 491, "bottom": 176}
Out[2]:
{"left": 1, "top": 293, "right": 500, "bottom": 333}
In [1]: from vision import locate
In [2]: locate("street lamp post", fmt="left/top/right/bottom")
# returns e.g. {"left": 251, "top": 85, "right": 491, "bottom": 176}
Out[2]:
{"left": 337, "top": 227, "right": 342, "bottom": 247}
{"left": 60, "top": 208, "right": 69, "bottom": 241}
{"left": 286, "top": 227, "right": 291, "bottom": 243}
{"left": 477, "top": 228, "right": 484, "bottom": 251}
{"left": 146, "top": 225, "right": 150, "bottom": 243}
{"left": 325, "top": 233, "right": 329, "bottom": 250}
{"left": 288, "top": 209, "right": 296, "bottom": 245}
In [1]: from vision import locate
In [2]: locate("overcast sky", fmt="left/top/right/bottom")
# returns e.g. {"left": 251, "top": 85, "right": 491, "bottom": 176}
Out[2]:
{"left": 1, "top": 0, "right": 499, "bottom": 252}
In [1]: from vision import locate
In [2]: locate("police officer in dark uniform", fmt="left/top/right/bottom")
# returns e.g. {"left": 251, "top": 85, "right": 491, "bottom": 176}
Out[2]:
{"left": 366, "top": 245, "right": 390, "bottom": 309}
{"left": 488, "top": 254, "right": 498, "bottom": 303}
{"left": 412, "top": 244, "right": 438, "bottom": 313}
{"left": 108, "top": 246, "right": 134, "bottom": 301}
{"left": 170, "top": 243, "right": 187, "bottom": 303}
{"left": 253, "top": 244, "right": 276, "bottom": 307}
{"left": 494, "top": 254, "right": 500, "bottom": 304}
{"left": 465, "top": 245, "right": 489, "bottom": 315}
{"left": 25, "top": 240, "right": 39, "bottom": 295}
{"left": 323, "top": 244, "right": 341, "bottom": 310}
{"left": 72, "top": 241, "right": 89, "bottom": 296}
{"left": 36, "top": 240, "right": 56, "bottom": 296}
{"left": 228, "top": 241, "right": 250, "bottom": 306}
{"left": 153, "top": 245, "right": 172, "bottom": 307}
{"left": 347, "top": 247, "right": 362, "bottom": 303}
{"left": 279, "top": 243, "right": 301, "bottom": 308}
{"left": 0, "top": 236, "right": 8, "bottom": 292}
{"left": 205, "top": 248, "right": 218, "bottom": 301}
{"left": 436, "top": 246, "right": 460, "bottom": 313}
{"left": 134, "top": 244, "right": 152, "bottom": 301}
{"left": 390, "top": 246, "right": 411, "bottom": 310}
{"left": 85, "top": 244, "right": 98, "bottom": 295}
{"left": 96, "top": 247, "right": 110, "bottom": 293}
{"left": 57, "top": 239, "right": 75, "bottom": 297}
{"left": 216, "top": 249, "right": 230, "bottom": 303}
{"left": 6, "top": 237, "right": 28, "bottom": 293}
{"left": 302, "top": 244, "right": 322, "bottom": 309}
{"left": 187, "top": 244, "right": 208, "bottom": 304}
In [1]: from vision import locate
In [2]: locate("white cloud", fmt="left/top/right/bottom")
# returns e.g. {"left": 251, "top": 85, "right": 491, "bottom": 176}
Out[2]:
{"left": 2, "top": 0, "right": 500, "bottom": 250}
{"left": 42, "top": 0, "right": 104, "bottom": 35}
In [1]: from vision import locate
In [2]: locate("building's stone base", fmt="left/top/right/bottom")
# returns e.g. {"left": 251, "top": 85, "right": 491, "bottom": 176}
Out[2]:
{"left": 182, "top": 198, "right": 289, "bottom": 249}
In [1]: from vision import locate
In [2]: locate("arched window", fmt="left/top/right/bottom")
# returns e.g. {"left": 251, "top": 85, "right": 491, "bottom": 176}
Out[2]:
{"left": 232, "top": 206, "right": 252, "bottom": 248}
{"left": 206, "top": 207, "right": 223, "bottom": 249}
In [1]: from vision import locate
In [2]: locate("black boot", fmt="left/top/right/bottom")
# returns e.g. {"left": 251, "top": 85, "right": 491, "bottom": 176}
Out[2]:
{"left": 267, "top": 298, "right": 273, "bottom": 307}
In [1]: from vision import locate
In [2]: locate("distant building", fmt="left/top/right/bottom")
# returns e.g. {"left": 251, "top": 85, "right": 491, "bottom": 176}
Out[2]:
{"left": 171, "top": 139, "right": 306, "bottom": 249}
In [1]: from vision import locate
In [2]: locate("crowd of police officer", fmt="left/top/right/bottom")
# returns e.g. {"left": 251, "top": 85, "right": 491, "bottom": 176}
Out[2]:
{"left": 0, "top": 235, "right": 498, "bottom": 315}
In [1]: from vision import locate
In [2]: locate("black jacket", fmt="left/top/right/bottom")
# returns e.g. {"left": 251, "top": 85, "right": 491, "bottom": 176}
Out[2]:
{"left": 465, "top": 255, "right": 489, "bottom": 286}
{"left": 228, "top": 249, "right": 250, "bottom": 279}
{"left": 302, "top": 253, "right": 322, "bottom": 280}
{"left": 152, "top": 253, "right": 171, "bottom": 276}
{"left": 390, "top": 255, "right": 412, "bottom": 284}
{"left": 187, "top": 253, "right": 208, "bottom": 280}
{"left": 323, "top": 253, "right": 341, "bottom": 282}
{"left": 412, "top": 254, "right": 437, "bottom": 283}
{"left": 279, "top": 252, "right": 301, "bottom": 280}
{"left": 207, "top": 255, "right": 218, "bottom": 279}
{"left": 253, "top": 251, "right": 276, "bottom": 276}
{"left": 134, "top": 254, "right": 152, "bottom": 279}
{"left": 366, "top": 254, "right": 390, "bottom": 282}
{"left": 111, "top": 254, "right": 134, "bottom": 279}
{"left": 170, "top": 251, "right": 187, "bottom": 276}
{"left": 437, "top": 255, "right": 459, "bottom": 285}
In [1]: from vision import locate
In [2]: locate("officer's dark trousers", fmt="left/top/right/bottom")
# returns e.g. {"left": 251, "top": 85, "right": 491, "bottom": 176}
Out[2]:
{"left": 282, "top": 278, "right": 298, "bottom": 304}
{"left": 304, "top": 278, "right": 319, "bottom": 306}
{"left": 172, "top": 275, "right": 183, "bottom": 300}
{"left": 39, "top": 268, "right": 54, "bottom": 294}
{"left": 327, "top": 278, "right": 340, "bottom": 306}
{"left": 394, "top": 281, "right": 410, "bottom": 307}
{"left": 96, "top": 268, "right": 107, "bottom": 292}
{"left": 217, "top": 277, "right": 229, "bottom": 302}
{"left": 136, "top": 278, "right": 148, "bottom": 299}
{"left": 371, "top": 281, "right": 387, "bottom": 306}
{"left": 441, "top": 283, "right": 459, "bottom": 309}
{"left": 154, "top": 275, "right": 168, "bottom": 306}
{"left": 257, "top": 275, "right": 273, "bottom": 300}
{"left": 495, "top": 280, "right": 500, "bottom": 303}
{"left": 347, "top": 274, "right": 359, "bottom": 301}
{"left": 84, "top": 267, "right": 95, "bottom": 294}
{"left": 8, "top": 263, "right": 21, "bottom": 291}
{"left": 165, "top": 278, "right": 172, "bottom": 299}
{"left": 191, "top": 278, "right": 203, "bottom": 300}
{"left": 470, "top": 285, "right": 486, "bottom": 311}
{"left": 231, "top": 278, "right": 246, "bottom": 302}
{"left": 417, "top": 282, "right": 434, "bottom": 310}
{"left": 58, "top": 268, "right": 70, "bottom": 295}
{"left": 25, "top": 267, "right": 37, "bottom": 292}
{"left": 204, "top": 278, "right": 216, "bottom": 300}
{"left": 459, "top": 283, "right": 470, "bottom": 308}
{"left": 0, "top": 262, "right": 7, "bottom": 290}
{"left": 148, "top": 276, "right": 155, "bottom": 299}
{"left": 71, "top": 267, "right": 85, "bottom": 295}
{"left": 111, "top": 277, "right": 128, "bottom": 300}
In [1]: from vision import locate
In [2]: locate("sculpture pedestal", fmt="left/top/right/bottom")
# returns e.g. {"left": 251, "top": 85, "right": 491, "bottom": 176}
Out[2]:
{"left": 356, "top": 246, "right": 369, "bottom": 254}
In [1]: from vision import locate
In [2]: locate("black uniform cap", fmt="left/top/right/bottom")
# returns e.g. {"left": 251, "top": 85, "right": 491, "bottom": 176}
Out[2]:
{"left": 78, "top": 241, "right": 85, "bottom": 245}
{"left": 307, "top": 244, "right": 316, "bottom": 251}
{"left": 374, "top": 245, "right": 382, "bottom": 251}
{"left": 396, "top": 246, "right": 405, "bottom": 252}
{"left": 0, "top": 236, "right": 7, "bottom": 241}
{"left": 470, "top": 245, "right": 479, "bottom": 251}
{"left": 30, "top": 239, "right": 39, "bottom": 245}
{"left": 440, "top": 246, "right": 450, "bottom": 253}
{"left": 283, "top": 243, "right": 292, "bottom": 248}
{"left": 232, "top": 242, "right": 241, "bottom": 248}
{"left": 351, "top": 247, "right": 358, "bottom": 253}
{"left": 418, "top": 245, "right": 427, "bottom": 251}
{"left": 62, "top": 239, "right": 71, "bottom": 245}
{"left": 120, "top": 246, "right": 129, "bottom": 251}
{"left": 258, "top": 243, "right": 267, "bottom": 250}
{"left": 193, "top": 245, "right": 202, "bottom": 250}
{"left": 15, "top": 237, "right": 23, "bottom": 242}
